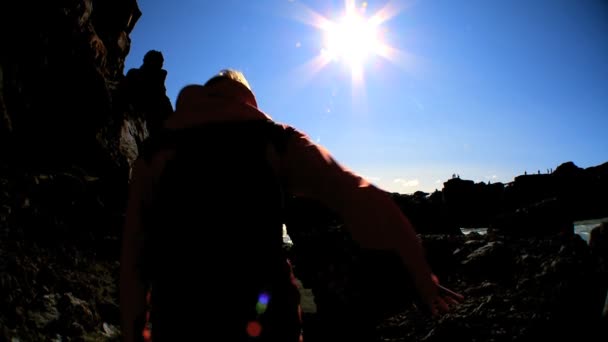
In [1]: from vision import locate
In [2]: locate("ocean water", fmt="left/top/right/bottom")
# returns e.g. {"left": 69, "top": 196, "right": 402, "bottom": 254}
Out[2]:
{"left": 460, "top": 227, "right": 489, "bottom": 235}
{"left": 282, "top": 224, "right": 293, "bottom": 245}
{"left": 573, "top": 217, "right": 607, "bottom": 244}
{"left": 458, "top": 217, "right": 608, "bottom": 243}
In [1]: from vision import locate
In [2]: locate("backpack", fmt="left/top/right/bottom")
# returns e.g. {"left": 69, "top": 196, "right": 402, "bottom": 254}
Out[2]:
{"left": 139, "top": 119, "right": 301, "bottom": 340}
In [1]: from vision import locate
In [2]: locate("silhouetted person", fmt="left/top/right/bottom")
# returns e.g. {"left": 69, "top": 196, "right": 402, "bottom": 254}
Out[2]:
{"left": 120, "top": 69, "right": 462, "bottom": 342}
{"left": 121, "top": 50, "right": 173, "bottom": 138}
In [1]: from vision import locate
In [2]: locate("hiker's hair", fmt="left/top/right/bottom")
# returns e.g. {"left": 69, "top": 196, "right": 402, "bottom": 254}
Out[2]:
{"left": 204, "top": 69, "right": 252, "bottom": 91}
{"left": 143, "top": 50, "right": 164, "bottom": 67}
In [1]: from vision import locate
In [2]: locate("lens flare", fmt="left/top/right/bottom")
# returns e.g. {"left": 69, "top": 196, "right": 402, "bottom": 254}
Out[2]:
{"left": 258, "top": 292, "right": 270, "bottom": 305}
{"left": 288, "top": 0, "right": 416, "bottom": 90}
{"left": 256, "top": 292, "right": 270, "bottom": 314}
{"left": 246, "top": 321, "right": 262, "bottom": 337}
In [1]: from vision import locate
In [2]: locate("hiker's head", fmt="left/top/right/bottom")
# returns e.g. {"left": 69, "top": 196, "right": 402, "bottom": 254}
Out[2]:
{"left": 200, "top": 69, "right": 257, "bottom": 107}
{"left": 143, "top": 50, "right": 164, "bottom": 70}
{"left": 204, "top": 69, "right": 252, "bottom": 92}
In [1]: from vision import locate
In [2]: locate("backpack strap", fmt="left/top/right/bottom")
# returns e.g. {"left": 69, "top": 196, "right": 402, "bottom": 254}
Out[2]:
{"left": 139, "top": 119, "right": 296, "bottom": 213}
{"left": 141, "top": 119, "right": 294, "bottom": 161}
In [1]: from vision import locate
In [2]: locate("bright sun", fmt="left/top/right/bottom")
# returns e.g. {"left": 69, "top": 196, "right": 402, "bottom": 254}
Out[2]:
{"left": 322, "top": 11, "right": 382, "bottom": 70}
{"left": 292, "top": 0, "right": 407, "bottom": 85}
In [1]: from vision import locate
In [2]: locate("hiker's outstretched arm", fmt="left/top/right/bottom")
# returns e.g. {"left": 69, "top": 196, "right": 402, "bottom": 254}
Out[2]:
{"left": 283, "top": 129, "right": 440, "bottom": 308}
{"left": 120, "top": 159, "right": 149, "bottom": 342}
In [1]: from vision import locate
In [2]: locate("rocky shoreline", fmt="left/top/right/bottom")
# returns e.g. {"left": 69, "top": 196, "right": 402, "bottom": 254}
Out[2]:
{"left": 0, "top": 239, "right": 120, "bottom": 341}
{"left": 2, "top": 228, "right": 606, "bottom": 341}
{"left": 287, "top": 227, "right": 607, "bottom": 341}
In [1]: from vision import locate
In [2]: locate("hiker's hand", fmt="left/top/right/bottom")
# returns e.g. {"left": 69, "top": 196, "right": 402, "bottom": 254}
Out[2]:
{"left": 419, "top": 274, "right": 464, "bottom": 317}
{"left": 430, "top": 283, "right": 464, "bottom": 316}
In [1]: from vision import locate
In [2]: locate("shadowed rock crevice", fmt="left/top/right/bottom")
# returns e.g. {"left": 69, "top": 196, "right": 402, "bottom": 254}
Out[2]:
{"left": 0, "top": 0, "right": 154, "bottom": 176}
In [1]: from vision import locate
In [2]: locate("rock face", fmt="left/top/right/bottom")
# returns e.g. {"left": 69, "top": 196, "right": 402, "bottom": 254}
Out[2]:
{"left": 0, "top": 0, "right": 151, "bottom": 176}
{"left": 0, "top": 1, "right": 172, "bottom": 340}
{"left": 590, "top": 222, "right": 608, "bottom": 317}
{"left": 386, "top": 161, "right": 608, "bottom": 236}
{"left": 287, "top": 230, "right": 608, "bottom": 341}
{"left": 0, "top": 162, "right": 124, "bottom": 340}
{"left": 0, "top": 239, "right": 120, "bottom": 341}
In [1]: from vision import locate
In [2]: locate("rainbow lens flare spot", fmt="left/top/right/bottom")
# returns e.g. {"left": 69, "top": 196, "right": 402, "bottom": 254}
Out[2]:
{"left": 246, "top": 321, "right": 262, "bottom": 337}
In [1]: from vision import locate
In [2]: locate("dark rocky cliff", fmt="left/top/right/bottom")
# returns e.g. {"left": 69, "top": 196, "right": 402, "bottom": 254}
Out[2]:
{"left": 0, "top": 0, "right": 147, "bottom": 176}
{"left": 0, "top": 1, "right": 170, "bottom": 340}
{"left": 386, "top": 161, "right": 608, "bottom": 236}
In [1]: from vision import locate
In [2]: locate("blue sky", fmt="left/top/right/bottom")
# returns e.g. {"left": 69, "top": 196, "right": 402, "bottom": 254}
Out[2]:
{"left": 125, "top": 0, "right": 608, "bottom": 193}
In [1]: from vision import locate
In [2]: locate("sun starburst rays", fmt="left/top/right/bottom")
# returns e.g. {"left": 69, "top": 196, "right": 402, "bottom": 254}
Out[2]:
{"left": 291, "top": 1, "right": 413, "bottom": 89}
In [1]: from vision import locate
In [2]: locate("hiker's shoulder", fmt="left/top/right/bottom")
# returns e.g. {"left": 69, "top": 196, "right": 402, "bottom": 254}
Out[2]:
{"left": 264, "top": 120, "right": 305, "bottom": 138}
{"left": 260, "top": 121, "right": 310, "bottom": 150}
